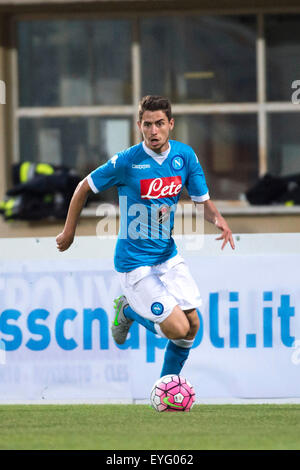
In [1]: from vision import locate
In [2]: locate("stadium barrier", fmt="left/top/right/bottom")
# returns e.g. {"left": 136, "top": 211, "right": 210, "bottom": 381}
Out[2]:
{"left": 0, "top": 233, "right": 299, "bottom": 404}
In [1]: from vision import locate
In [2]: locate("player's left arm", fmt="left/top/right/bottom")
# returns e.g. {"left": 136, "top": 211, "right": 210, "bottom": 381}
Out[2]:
{"left": 185, "top": 147, "right": 235, "bottom": 250}
{"left": 199, "top": 199, "right": 235, "bottom": 250}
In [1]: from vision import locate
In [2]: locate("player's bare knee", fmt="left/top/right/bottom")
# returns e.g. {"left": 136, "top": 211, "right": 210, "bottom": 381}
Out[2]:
{"left": 187, "top": 317, "right": 200, "bottom": 339}
{"left": 174, "top": 322, "right": 190, "bottom": 340}
{"left": 162, "top": 318, "right": 190, "bottom": 340}
{"left": 185, "top": 309, "right": 200, "bottom": 340}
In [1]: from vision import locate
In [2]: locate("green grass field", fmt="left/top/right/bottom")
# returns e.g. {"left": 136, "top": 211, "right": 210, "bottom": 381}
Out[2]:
{"left": 0, "top": 404, "right": 300, "bottom": 450}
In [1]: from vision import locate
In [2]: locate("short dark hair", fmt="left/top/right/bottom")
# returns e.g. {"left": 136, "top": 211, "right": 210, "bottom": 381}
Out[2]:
{"left": 138, "top": 95, "right": 172, "bottom": 122}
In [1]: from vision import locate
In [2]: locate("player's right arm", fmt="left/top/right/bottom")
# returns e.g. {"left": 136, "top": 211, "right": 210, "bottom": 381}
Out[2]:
{"left": 56, "top": 151, "right": 126, "bottom": 252}
{"left": 56, "top": 178, "right": 91, "bottom": 252}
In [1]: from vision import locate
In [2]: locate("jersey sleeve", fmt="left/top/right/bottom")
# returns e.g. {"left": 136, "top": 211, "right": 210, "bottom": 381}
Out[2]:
{"left": 87, "top": 152, "right": 126, "bottom": 194}
{"left": 185, "top": 150, "right": 210, "bottom": 203}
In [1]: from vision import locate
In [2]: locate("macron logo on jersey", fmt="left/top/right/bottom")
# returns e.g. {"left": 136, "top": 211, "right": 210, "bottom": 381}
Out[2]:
{"left": 140, "top": 176, "right": 182, "bottom": 199}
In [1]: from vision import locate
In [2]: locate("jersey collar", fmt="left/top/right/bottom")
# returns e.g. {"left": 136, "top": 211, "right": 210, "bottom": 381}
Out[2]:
{"left": 142, "top": 141, "right": 171, "bottom": 165}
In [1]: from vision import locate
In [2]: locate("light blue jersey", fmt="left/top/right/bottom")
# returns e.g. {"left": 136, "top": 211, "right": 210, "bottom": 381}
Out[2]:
{"left": 87, "top": 140, "right": 209, "bottom": 272}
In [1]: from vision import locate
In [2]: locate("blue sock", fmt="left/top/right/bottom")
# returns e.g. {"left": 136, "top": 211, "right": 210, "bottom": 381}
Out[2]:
{"left": 160, "top": 340, "right": 191, "bottom": 377}
{"left": 124, "top": 305, "right": 157, "bottom": 335}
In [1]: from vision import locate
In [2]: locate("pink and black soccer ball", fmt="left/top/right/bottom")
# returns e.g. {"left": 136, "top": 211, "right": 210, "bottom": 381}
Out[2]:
{"left": 150, "top": 375, "right": 196, "bottom": 412}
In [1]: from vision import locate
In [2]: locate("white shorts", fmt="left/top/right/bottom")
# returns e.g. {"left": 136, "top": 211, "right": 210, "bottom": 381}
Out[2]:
{"left": 117, "top": 254, "right": 202, "bottom": 324}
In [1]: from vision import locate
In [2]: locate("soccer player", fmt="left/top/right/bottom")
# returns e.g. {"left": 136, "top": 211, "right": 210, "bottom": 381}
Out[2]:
{"left": 56, "top": 95, "right": 235, "bottom": 377}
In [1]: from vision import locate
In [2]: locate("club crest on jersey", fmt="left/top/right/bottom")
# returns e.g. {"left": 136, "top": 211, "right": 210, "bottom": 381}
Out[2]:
{"left": 140, "top": 176, "right": 182, "bottom": 199}
{"left": 171, "top": 156, "right": 185, "bottom": 170}
{"left": 151, "top": 302, "right": 164, "bottom": 316}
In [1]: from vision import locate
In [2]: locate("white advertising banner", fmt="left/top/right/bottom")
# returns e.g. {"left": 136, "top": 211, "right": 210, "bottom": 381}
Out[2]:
{"left": 0, "top": 234, "right": 299, "bottom": 403}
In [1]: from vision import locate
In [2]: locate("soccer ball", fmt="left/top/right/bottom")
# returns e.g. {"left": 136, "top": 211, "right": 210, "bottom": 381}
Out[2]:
{"left": 150, "top": 374, "right": 195, "bottom": 412}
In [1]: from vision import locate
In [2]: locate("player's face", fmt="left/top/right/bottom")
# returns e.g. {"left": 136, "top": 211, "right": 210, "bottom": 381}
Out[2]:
{"left": 138, "top": 110, "right": 175, "bottom": 154}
